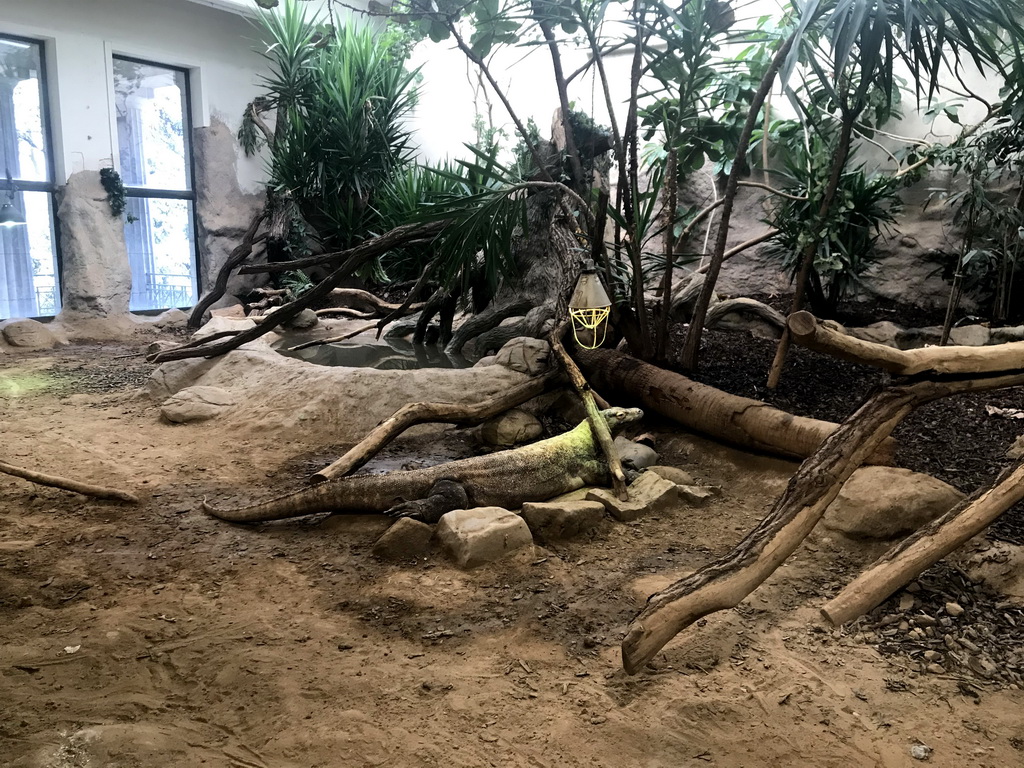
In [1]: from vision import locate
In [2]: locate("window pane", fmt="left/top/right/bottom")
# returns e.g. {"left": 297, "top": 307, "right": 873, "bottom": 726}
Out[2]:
{"left": 126, "top": 197, "right": 198, "bottom": 311}
{"left": 0, "top": 37, "right": 49, "bottom": 183}
{"left": 113, "top": 59, "right": 190, "bottom": 190}
{"left": 0, "top": 191, "right": 60, "bottom": 319}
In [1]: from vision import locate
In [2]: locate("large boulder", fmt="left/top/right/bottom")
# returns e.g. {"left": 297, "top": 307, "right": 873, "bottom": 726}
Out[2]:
{"left": 436, "top": 507, "right": 533, "bottom": 568}
{"left": 56, "top": 171, "right": 132, "bottom": 317}
{"left": 949, "top": 324, "right": 990, "bottom": 347}
{"left": 519, "top": 500, "right": 606, "bottom": 542}
{"left": 160, "top": 386, "right": 237, "bottom": 424}
{"left": 493, "top": 337, "right": 551, "bottom": 375}
{"left": 480, "top": 408, "right": 543, "bottom": 447}
{"left": 823, "top": 466, "right": 964, "bottom": 541}
{"left": 1, "top": 319, "right": 59, "bottom": 349}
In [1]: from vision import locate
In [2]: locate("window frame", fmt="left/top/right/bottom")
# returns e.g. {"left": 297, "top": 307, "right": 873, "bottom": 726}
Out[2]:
{"left": 0, "top": 31, "right": 62, "bottom": 320}
{"left": 112, "top": 53, "right": 202, "bottom": 308}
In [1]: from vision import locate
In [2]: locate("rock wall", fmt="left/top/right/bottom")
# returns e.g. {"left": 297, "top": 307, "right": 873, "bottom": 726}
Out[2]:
{"left": 674, "top": 170, "right": 972, "bottom": 312}
{"left": 56, "top": 171, "right": 132, "bottom": 318}
{"left": 192, "top": 115, "right": 268, "bottom": 299}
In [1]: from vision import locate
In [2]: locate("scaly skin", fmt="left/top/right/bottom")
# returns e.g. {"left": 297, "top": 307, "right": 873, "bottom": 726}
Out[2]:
{"left": 202, "top": 407, "right": 643, "bottom": 523}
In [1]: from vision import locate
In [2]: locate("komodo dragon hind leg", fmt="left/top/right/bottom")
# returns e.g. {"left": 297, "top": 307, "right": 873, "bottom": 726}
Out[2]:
{"left": 385, "top": 479, "right": 469, "bottom": 524}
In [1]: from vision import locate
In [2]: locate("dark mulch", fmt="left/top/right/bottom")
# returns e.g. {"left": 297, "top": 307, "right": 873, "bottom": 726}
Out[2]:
{"left": 667, "top": 320, "right": 1024, "bottom": 545}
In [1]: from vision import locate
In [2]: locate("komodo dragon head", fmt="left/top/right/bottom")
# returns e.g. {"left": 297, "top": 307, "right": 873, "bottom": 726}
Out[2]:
{"left": 601, "top": 407, "right": 644, "bottom": 432}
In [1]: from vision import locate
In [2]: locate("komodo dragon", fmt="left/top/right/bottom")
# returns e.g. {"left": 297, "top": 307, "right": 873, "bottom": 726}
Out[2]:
{"left": 202, "top": 407, "right": 644, "bottom": 524}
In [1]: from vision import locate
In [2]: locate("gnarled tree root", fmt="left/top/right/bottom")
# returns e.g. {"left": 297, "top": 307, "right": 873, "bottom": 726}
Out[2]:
{"left": 0, "top": 460, "right": 139, "bottom": 503}
{"left": 312, "top": 372, "right": 562, "bottom": 483}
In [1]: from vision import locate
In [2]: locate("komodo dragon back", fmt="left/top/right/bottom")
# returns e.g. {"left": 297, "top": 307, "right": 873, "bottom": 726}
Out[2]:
{"left": 202, "top": 407, "right": 643, "bottom": 523}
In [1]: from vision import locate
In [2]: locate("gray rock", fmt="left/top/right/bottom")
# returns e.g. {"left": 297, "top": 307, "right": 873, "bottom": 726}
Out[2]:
{"left": 1007, "top": 435, "right": 1024, "bottom": 460}
{"left": 823, "top": 466, "right": 964, "bottom": 540}
{"left": 210, "top": 304, "right": 247, "bottom": 319}
{"left": 587, "top": 471, "right": 678, "bottom": 522}
{"left": 480, "top": 408, "right": 543, "bottom": 447}
{"left": 152, "top": 308, "right": 189, "bottom": 328}
{"left": 949, "top": 324, "right": 990, "bottom": 347}
{"left": 372, "top": 518, "right": 434, "bottom": 561}
{"left": 990, "top": 326, "right": 1024, "bottom": 344}
{"left": 613, "top": 436, "right": 659, "bottom": 470}
{"left": 519, "top": 500, "right": 605, "bottom": 542}
{"left": 435, "top": 507, "right": 533, "bottom": 569}
{"left": 677, "top": 485, "right": 715, "bottom": 506}
{"left": 646, "top": 465, "right": 696, "bottom": 486}
{"left": 895, "top": 326, "right": 944, "bottom": 350}
{"left": 848, "top": 321, "right": 903, "bottom": 348}
{"left": 160, "top": 385, "right": 238, "bottom": 424}
{"left": 285, "top": 308, "right": 319, "bottom": 330}
{"left": 56, "top": 171, "right": 132, "bottom": 317}
{"left": 193, "top": 315, "right": 257, "bottom": 340}
{"left": 1, "top": 319, "right": 59, "bottom": 348}
{"left": 493, "top": 337, "right": 551, "bottom": 375}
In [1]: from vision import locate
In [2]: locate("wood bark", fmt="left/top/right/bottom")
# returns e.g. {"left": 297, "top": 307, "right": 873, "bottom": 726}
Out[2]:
{"left": 0, "top": 460, "right": 139, "bottom": 503}
{"left": 788, "top": 311, "right": 1024, "bottom": 376}
{"left": 620, "top": 372, "right": 1024, "bottom": 674}
{"left": 551, "top": 328, "right": 629, "bottom": 500}
{"left": 573, "top": 347, "right": 894, "bottom": 464}
{"left": 821, "top": 456, "right": 1024, "bottom": 627}
{"left": 312, "top": 373, "right": 561, "bottom": 483}
{"left": 188, "top": 211, "right": 266, "bottom": 329}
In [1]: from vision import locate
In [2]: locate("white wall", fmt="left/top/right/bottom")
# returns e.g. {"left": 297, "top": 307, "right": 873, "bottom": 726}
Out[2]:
{"left": 0, "top": 0, "right": 269, "bottom": 193}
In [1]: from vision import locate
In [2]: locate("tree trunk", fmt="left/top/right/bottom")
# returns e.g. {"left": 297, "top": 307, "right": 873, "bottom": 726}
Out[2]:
{"left": 573, "top": 348, "right": 895, "bottom": 464}
{"left": 679, "top": 34, "right": 795, "bottom": 372}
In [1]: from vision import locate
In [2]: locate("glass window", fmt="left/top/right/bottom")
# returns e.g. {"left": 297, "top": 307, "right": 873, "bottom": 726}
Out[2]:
{"left": 113, "top": 57, "right": 198, "bottom": 312}
{"left": 0, "top": 35, "right": 60, "bottom": 320}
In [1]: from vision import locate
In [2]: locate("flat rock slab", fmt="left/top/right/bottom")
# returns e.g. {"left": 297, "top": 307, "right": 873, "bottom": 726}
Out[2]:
{"left": 519, "top": 500, "right": 605, "bottom": 542}
{"left": 372, "top": 518, "right": 434, "bottom": 561}
{"left": 823, "top": 466, "right": 964, "bottom": 541}
{"left": 587, "top": 471, "right": 677, "bottom": 522}
{"left": 2, "top": 319, "right": 59, "bottom": 349}
{"left": 436, "top": 507, "right": 533, "bottom": 569}
{"left": 161, "top": 386, "right": 238, "bottom": 424}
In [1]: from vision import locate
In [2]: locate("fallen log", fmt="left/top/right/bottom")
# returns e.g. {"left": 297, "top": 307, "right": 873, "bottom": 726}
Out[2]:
{"left": 620, "top": 372, "right": 1024, "bottom": 674}
{"left": 0, "top": 460, "right": 139, "bottom": 503}
{"left": 573, "top": 347, "right": 893, "bottom": 464}
{"left": 821, "top": 455, "right": 1024, "bottom": 627}
{"left": 312, "top": 372, "right": 561, "bottom": 482}
{"left": 788, "top": 310, "right": 1024, "bottom": 377}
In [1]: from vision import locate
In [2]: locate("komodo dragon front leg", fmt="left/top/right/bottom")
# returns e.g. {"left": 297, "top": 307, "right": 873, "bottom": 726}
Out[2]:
{"left": 385, "top": 479, "right": 469, "bottom": 524}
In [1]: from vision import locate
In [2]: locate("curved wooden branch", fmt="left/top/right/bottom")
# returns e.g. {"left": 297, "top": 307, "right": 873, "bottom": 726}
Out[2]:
{"left": 788, "top": 311, "right": 1024, "bottom": 377}
{"left": 312, "top": 372, "right": 562, "bottom": 483}
{"left": 188, "top": 212, "right": 266, "bottom": 328}
{"left": 0, "top": 460, "right": 139, "bottom": 503}
{"left": 620, "top": 372, "right": 1024, "bottom": 674}
{"left": 821, "top": 456, "right": 1024, "bottom": 627}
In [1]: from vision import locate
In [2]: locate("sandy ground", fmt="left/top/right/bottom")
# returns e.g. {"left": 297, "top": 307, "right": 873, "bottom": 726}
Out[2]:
{"left": 2, "top": 340, "right": 1023, "bottom": 768}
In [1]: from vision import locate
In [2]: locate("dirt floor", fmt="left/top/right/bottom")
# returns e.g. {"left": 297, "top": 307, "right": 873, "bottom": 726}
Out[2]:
{"left": 2, "top": 336, "right": 1024, "bottom": 768}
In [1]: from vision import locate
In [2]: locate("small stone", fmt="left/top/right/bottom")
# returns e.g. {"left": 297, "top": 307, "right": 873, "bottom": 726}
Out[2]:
{"left": 646, "top": 465, "right": 696, "bottom": 486}
{"left": 612, "top": 436, "right": 659, "bottom": 470}
{"left": 923, "top": 650, "right": 943, "bottom": 663}
{"left": 899, "top": 594, "right": 916, "bottom": 612}
{"left": 926, "top": 663, "right": 946, "bottom": 675}
{"left": 372, "top": 518, "right": 434, "bottom": 561}
{"left": 945, "top": 602, "right": 965, "bottom": 617}
{"left": 589, "top": 715, "right": 607, "bottom": 725}
{"left": 435, "top": 507, "right": 532, "bottom": 569}
{"left": 677, "top": 485, "right": 715, "bottom": 506}
{"left": 285, "top": 308, "right": 319, "bottom": 330}
{"left": 160, "top": 385, "right": 237, "bottom": 424}
{"left": 914, "top": 614, "right": 937, "bottom": 627}
{"left": 910, "top": 744, "right": 932, "bottom": 761}
{"left": 898, "top": 621, "right": 910, "bottom": 632}
{"left": 519, "top": 500, "right": 605, "bottom": 543}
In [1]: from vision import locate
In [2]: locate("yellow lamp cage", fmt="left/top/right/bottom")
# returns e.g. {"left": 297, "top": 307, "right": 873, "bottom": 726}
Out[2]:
{"left": 568, "top": 259, "right": 611, "bottom": 350}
